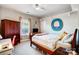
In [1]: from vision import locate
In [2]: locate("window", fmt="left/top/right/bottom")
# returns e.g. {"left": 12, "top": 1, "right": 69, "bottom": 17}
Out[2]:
{"left": 20, "top": 19, "right": 30, "bottom": 36}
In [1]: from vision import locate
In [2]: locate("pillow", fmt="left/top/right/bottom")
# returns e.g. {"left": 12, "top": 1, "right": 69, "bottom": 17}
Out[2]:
{"left": 35, "top": 33, "right": 48, "bottom": 36}
{"left": 61, "top": 34, "right": 73, "bottom": 42}
{"left": 57, "top": 32, "right": 68, "bottom": 40}
{"left": 63, "top": 34, "right": 73, "bottom": 43}
{"left": 0, "top": 35, "right": 2, "bottom": 39}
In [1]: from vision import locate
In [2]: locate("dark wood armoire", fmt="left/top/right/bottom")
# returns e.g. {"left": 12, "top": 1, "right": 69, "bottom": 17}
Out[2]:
{"left": 1, "top": 19, "right": 20, "bottom": 45}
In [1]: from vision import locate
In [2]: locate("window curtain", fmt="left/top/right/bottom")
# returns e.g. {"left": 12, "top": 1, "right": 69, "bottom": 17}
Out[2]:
{"left": 20, "top": 19, "right": 30, "bottom": 36}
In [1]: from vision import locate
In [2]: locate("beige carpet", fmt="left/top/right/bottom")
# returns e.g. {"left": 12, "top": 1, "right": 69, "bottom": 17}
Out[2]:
{"left": 12, "top": 41, "right": 43, "bottom": 55}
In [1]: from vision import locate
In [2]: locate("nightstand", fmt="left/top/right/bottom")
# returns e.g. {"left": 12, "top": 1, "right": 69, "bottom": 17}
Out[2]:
{"left": 53, "top": 47, "right": 68, "bottom": 55}
{"left": 53, "top": 47, "right": 77, "bottom": 55}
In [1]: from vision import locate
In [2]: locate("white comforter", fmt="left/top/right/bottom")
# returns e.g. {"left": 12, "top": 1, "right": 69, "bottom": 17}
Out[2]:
{"left": 32, "top": 33, "right": 60, "bottom": 50}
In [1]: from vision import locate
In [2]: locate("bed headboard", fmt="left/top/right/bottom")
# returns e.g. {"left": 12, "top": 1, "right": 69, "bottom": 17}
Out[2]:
{"left": 72, "top": 28, "right": 79, "bottom": 53}
{"left": 72, "top": 29, "right": 77, "bottom": 49}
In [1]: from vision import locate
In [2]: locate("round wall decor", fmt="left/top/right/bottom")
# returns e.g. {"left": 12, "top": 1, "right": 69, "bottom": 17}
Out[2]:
{"left": 51, "top": 18, "right": 63, "bottom": 31}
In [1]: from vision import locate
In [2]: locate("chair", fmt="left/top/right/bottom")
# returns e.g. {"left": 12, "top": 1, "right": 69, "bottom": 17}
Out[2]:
{"left": 12, "top": 35, "right": 16, "bottom": 46}
{"left": 0, "top": 38, "right": 14, "bottom": 55}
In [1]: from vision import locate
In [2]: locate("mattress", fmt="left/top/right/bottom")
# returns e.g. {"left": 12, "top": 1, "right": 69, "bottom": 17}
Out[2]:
{"left": 32, "top": 33, "right": 60, "bottom": 50}
{"left": 33, "top": 33, "right": 59, "bottom": 41}
{"left": 56, "top": 41, "right": 71, "bottom": 49}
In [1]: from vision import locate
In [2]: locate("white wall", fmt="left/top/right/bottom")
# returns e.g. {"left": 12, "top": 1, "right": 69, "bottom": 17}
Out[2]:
{"left": 40, "top": 11, "right": 79, "bottom": 34}
{"left": 0, "top": 7, "right": 40, "bottom": 41}
{"left": 71, "top": 4, "right": 79, "bottom": 29}
{"left": 0, "top": 6, "right": 40, "bottom": 31}
{"left": 0, "top": 6, "right": 35, "bottom": 21}
{"left": 0, "top": 7, "right": 1, "bottom": 33}
{"left": 30, "top": 17, "right": 40, "bottom": 32}
{"left": 0, "top": 7, "right": 1, "bottom": 19}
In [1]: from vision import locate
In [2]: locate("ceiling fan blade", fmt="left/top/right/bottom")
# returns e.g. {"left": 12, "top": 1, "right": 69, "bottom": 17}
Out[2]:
{"left": 34, "top": 4, "right": 46, "bottom": 11}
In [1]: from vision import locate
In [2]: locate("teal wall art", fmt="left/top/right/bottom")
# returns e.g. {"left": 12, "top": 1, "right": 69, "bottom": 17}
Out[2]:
{"left": 51, "top": 18, "right": 63, "bottom": 31}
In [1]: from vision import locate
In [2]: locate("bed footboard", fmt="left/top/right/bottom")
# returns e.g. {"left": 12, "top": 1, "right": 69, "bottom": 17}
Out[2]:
{"left": 29, "top": 33, "right": 55, "bottom": 55}
{"left": 31, "top": 41, "right": 55, "bottom": 55}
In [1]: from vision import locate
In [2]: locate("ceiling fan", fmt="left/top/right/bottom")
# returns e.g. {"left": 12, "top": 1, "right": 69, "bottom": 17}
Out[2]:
{"left": 33, "top": 4, "right": 46, "bottom": 11}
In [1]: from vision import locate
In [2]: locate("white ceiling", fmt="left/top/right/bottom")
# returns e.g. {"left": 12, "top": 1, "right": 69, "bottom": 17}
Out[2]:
{"left": 0, "top": 4, "right": 72, "bottom": 17}
{"left": 71, "top": 4, "right": 79, "bottom": 10}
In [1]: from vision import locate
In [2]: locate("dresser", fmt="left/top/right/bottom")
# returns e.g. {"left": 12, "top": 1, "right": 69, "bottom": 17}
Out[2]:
{"left": 1, "top": 19, "right": 20, "bottom": 45}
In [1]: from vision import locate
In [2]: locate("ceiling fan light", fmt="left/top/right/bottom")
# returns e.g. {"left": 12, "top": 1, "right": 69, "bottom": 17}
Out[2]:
{"left": 36, "top": 7, "right": 45, "bottom": 11}
{"left": 36, "top": 7, "right": 40, "bottom": 10}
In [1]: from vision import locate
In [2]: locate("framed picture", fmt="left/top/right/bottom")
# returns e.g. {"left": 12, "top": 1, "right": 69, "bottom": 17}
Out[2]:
{"left": 51, "top": 18, "right": 63, "bottom": 31}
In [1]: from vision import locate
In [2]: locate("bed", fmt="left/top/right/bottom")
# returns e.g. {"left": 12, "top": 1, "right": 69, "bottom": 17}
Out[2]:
{"left": 30, "top": 32, "right": 73, "bottom": 55}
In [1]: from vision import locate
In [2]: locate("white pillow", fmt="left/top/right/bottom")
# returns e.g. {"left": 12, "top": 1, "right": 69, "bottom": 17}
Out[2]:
{"left": 63, "top": 34, "right": 73, "bottom": 43}
{"left": 61, "top": 34, "right": 72, "bottom": 42}
{"left": 0, "top": 35, "right": 2, "bottom": 39}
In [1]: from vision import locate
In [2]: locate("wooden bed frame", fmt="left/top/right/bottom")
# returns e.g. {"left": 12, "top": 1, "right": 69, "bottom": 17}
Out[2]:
{"left": 29, "top": 33, "right": 56, "bottom": 55}
{"left": 31, "top": 41, "right": 55, "bottom": 55}
{"left": 29, "top": 29, "right": 77, "bottom": 55}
